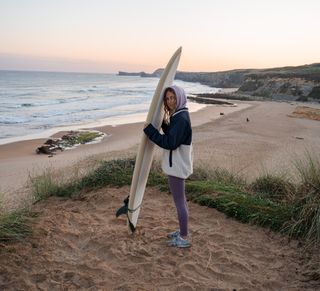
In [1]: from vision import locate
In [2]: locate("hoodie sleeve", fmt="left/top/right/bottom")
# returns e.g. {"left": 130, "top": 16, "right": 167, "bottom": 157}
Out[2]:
{"left": 144, "top": 117, "right": 187, "bottom": 150}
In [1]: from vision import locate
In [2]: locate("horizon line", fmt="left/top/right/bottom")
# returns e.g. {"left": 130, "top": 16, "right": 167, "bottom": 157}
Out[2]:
{"left": 1, "top": 60, "right": 320, "bottom": 76}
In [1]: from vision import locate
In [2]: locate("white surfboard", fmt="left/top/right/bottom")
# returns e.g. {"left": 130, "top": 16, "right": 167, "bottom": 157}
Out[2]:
{"left": 126, "top": 47, "right": 182, "bottom": 232}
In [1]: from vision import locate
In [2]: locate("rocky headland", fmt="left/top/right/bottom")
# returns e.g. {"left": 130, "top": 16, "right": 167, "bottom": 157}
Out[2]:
{"left": 119, "top": 63, "right": 320, "bottom": 103}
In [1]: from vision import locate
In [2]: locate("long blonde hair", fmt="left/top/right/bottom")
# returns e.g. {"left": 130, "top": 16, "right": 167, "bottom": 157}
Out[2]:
{"left": 163, "top": 87, "right": 176, "bottom": 125}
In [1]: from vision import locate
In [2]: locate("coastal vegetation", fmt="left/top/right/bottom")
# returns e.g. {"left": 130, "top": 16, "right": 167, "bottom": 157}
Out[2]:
{"left": 1, "top": 152, "right": 319, "bottom": 279}
{"left": 1, "top": 153, "right": 319, "bottom": 245}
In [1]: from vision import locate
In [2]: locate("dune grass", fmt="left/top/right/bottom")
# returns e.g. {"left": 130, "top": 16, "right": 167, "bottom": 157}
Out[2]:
{"left": 0, "top": 191, "right": 33, "bottom": 242}
{"left": 26, "top": 157, "right": 317, "bottom": 247}
{"left": 0, "top": 210, "right": 34, "bottom": 242}
{"left": 285, "top": 152, "right": 320, "bottom": 249}
{"left": 186, "top": 182, "right": 293, "bottom": 232}
{"left": 26, "top": 154, "right": 320, "bottom": 248}
{"left": 2, "top": 152, "right": 319, "bottom": 279}
{"left": 29, "top": 169, "right": 62, "bottom": 202}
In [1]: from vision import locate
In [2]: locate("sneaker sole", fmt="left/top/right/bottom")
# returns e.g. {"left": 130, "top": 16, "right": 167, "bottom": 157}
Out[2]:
{"left": 167, "top": 242, "right": 191, "bottom": 248}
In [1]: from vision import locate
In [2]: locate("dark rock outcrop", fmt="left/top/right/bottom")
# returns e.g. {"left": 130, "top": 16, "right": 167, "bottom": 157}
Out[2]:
{"left": 308, "top": 86, "right": 320, "bottom": 99}
{"left": 190, "top": 93, "right": 259, "bottom": 101}
{"left": 118, "top": 69, "right": 164, "bottom": 78}
{"left": 118, "top": 71, "right": 144, "bottom": 76}
{"left": 187, "top": 95, "right": 235, "bottom": 105}
{"left": 36, "top": 131, "right": 104, "bottom": 156}
{"left": 36, "top": 141, "right": 63, "bottom": 155}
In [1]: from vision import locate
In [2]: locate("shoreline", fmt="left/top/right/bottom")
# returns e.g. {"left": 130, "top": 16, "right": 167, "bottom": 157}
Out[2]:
{"left": 0, "top": 102, "right": 251, "bottom": 212}
{"left": 1, "top": 100, "right": 320, "bottom": 213}
{"left": 0, "top": 101, "right": 208, "bottom": 146}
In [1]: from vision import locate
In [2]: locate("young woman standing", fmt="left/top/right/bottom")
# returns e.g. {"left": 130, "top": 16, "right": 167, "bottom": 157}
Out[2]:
{"left": 144, "top": 85, "right": 193, "bottom": 248}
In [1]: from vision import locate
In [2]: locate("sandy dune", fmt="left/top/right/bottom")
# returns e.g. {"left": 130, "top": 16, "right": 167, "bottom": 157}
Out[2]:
{"left": 0, "top": 186, "right": 317, "bottom": 290}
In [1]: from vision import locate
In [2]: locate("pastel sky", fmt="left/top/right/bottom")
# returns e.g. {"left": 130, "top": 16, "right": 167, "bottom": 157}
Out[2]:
{"left": 0, "top": 0, "right": 319, "bottom": 73}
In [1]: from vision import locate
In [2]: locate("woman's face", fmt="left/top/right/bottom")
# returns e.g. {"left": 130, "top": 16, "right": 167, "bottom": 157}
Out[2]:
{"left": 165, "top": 91, "right": 177, "bottom": 111}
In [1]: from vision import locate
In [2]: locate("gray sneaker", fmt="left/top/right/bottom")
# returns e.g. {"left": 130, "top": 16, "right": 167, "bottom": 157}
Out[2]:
{"left": 167, "top": 230, "right": 180, "bottom": 239}
{"left": 167, "top": 235, "right": 191, "bottom": 248}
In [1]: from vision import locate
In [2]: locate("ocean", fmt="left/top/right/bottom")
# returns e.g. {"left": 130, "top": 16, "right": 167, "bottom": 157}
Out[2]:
{"left": 0, "top": 70, "right": 218, "bottom": 145}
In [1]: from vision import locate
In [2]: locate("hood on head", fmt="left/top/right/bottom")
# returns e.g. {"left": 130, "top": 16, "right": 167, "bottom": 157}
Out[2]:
{"left": 166, "top": 85, "right": 187, "bottom": 111}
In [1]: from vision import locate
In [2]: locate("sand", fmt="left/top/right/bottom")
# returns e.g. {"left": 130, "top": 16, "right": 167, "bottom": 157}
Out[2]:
{"left": 1, "top": 100, "right": 320, "bottom": 290}
{"left": 0, "top": 186, "right": 317, "bottom": 290}
{"left": 192, "top": 101, "right": 320, "bottom": 181}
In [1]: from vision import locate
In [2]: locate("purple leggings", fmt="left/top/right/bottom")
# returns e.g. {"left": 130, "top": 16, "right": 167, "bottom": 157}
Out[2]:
{"left": 168, "top": 175, "right": 189, "bottom": 237}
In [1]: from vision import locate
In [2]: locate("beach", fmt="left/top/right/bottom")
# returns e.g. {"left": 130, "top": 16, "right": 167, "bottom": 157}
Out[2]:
{"left": 0, "top": 102, "right": 247, "bottom": 212}
{"left": 1, "top": 100, "right": 320, "bottom": 290}
{"left": 1, "top": 100, "right": 319, "bottom": 211}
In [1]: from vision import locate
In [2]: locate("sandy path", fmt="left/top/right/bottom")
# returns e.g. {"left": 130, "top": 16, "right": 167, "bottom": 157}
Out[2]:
{"left": 0, "top": 186, "right": 317, "bottom": 290}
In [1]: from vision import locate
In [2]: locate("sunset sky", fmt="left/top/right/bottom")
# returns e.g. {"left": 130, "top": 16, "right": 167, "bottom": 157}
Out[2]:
{"left": 0, "top": 0, "right": 319, "bottom": 73}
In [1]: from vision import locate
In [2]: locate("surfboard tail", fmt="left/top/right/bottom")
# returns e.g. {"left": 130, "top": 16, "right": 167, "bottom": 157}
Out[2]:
{"left": 115, "top": 195, "right": 136, "bottom": 233}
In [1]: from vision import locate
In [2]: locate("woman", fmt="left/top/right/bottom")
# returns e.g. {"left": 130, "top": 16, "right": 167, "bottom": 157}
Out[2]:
{"left": 144, "top": 85, "right": 193, "bottom": 248}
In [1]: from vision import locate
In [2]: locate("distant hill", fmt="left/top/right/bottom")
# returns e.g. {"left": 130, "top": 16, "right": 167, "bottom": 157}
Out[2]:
{"left": 118, "top": 63, "right": 320, "bottom": 102}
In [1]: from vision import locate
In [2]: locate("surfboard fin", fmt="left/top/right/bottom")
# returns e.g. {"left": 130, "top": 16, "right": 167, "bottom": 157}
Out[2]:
{"left": 115, "top": 196, "right": 129, "bottom": 217}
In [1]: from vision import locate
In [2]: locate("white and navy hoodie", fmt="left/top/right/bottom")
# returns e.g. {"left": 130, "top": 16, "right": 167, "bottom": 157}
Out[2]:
{"left": 144, "top": 107, "right": 193, "bottom": 179}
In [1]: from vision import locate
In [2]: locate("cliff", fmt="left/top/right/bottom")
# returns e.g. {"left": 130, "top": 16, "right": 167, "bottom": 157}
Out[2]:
{"left": 118, "top": 68, "right": 253, "bottom": 87}
{"left": 238, "top": 63, "right": 320, "bottom": 102}
{"left": 118, "top": 63, "right": 320, "bottom": 102}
